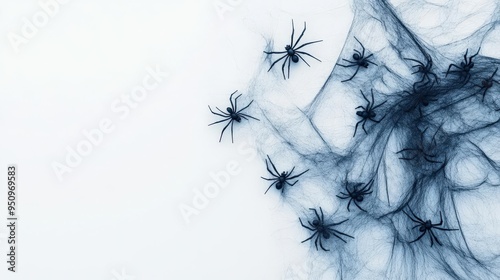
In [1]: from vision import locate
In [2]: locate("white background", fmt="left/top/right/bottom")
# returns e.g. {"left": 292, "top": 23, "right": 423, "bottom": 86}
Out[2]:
{"left": 0, "top": 0, "right": 352, "bottom": 279}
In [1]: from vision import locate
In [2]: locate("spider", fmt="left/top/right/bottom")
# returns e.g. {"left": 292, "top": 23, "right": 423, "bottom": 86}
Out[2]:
{"left": 446, "top": 48, "right": 480, "bottom": 84}
{"left": 402, "top": 82, "right": 437, "bottom": 116}
{"left": 264, "top": 20, "right": 322, "bottom": 80}
{"left": 396, "top": 128, "right": 442, "bottom": 164}
{"left": 299, "top": 207, "right": 354, "bottom": 251}
{"left": 353, "top": 89, "right": 386, "bottom": 137}
{"left": 337, "top": 37, "right": 378, "bottom": 82}
{"left": 261, "top": 155, "right": 309, "bottom": 194}
{"left": 336, "top": 180, "right": 373, "bottom": 212}
{"left": 404, "top": 56, "right": 438, "bottom": 88}
{"left": 208, "top": 90, "right": 259, "bottom": 143}
{"left": 474, "top": 67, "right": 499, "bottom": 101}
{"left": 404, "top": 208, "right": 458, "bottom": 247}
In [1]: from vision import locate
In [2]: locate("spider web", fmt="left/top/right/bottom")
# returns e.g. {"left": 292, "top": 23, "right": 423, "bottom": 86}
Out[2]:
{"left": 240, "top": 0, "right": 500, "bottom": 279}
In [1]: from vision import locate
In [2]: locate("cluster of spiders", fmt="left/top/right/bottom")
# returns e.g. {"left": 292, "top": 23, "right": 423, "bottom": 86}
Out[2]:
{"left": 205, "top": 21, "right": 495, "bottom": 253}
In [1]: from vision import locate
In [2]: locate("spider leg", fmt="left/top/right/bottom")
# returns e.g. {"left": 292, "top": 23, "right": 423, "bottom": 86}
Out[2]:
{"left": 281, "top": 56, "right": 289, "bottom": 80}
{"left": 264, "top": 181, "right": 277, "bottom": 194}
{"left": 346, "top": 198, "right": 353, "bottom": 212}
{"left": 353, "top": 200, "right": 367, "bottom": 212}
{"left": 295, "top": 53, "right": 310, "bottom": 67}
{"left": 290, "top": 19, "right": 295, "bottom": 46}
{"left": 336, "top": 194, "right": 349, "bottom": 199}
{"left": 409, "top": 231, "right": 426, "bottom": 243}
{"left": 366, "top": 59, "right": 378, "bottom": 66}
{"left": 301, "top": 232, "right": 317, "bottom": 243}
{"left": 342, "top": 59, "right": 356, "bottom": 64}
{"left": 429, "top": 229, "right": 442, "bottom": 246}
{"left": 490, "top": 68, "right": 498, "bottom": 78}
{"left": 286, "top": 166, "right": 296, "bottom": 177}
{"left": 369, "top": 117, "right": 382, "bottom": 123}
{"left": 267, "top": 54, "right": 288, "bottom": 72}
{"left": 361, "top": 119, "right": 368, "bottom": 134}
{"left": 429, "top": 72, "right": 439, "bottom": 83}
{"left": 230, "top": 120, "right": 235, "bottom": 143}
{"left": 353, "top": 119, "right": 363, "bottom": 137}
{"left": 328, "top": 219, "right": 348, "bottom": 227}
{"left": 266, "top": 155, "right": 280, "bottom": 175}
{"left": 236, "top": 100, "right": 254, "bottom": 113}
{"left": 404, "top": 58, "right": 424, "bottom": 66}
{"left": 371, "top": 100, "right": 387, "bottom": 110}
{"left": 319, "top": 207, "right": 324, "bottom": 222}
{"left": 355, "top": 106, "right": 366, "bottom": 110}
{"left": 429, "top": 231, "right": 435, "bottom": 247}
{"left": 337, "top": 63, "right": 357, "bottom": 68}
{"left": 292, "top": 21, "right": 307, "bottom": 48}
{"left": 354, "top": 36, "right": 365, "bottom": 57}
{"left": 287, "top": 180, "right": 298, "bottom": 186}
{"left": 434, "top": 227, "right": 458, "bottom": 231}
{"left": 217, "top": 120, "right": 232, "bottom": 142}
{"left": 230, "top": 90, "right": 241, "bottom": 111}
{"left": 299, "top": 218, "right": 315, "bottom": 231}
{"left": 208, "top": 117, "right": 231, "bottom": 127}
{"left": 469, "top": 48, "right": 480, "bottom": 62}
{"left": 424, "top": 156, "right": 442, "bottom": 163}
{"left": 360, "top": 90, "right": 370, "bottom": 105}
{"left": 314, "top": 235, "right": 320, "bottom": 250}
{"left": 399, "top": 155, "right": 417, "bottom": 161}
{"left": 354, "top": 49, "right": 362, "bottom": 56}
{"left": 332, "top": 229, "right": 354, "bottom": 239}
{"left": 296, "top": 51, "right": 322, "bottom": 62}
{"left": 287, "top": 56, "right": 291, "bottom": 79}
{"left": 295, "top": 40, "right": 323, "bottom": 51}
{"left": 310, "top": 208, "right": 321, "bottom": 222}
{"left": 360, "top": 179, "right": 374, "bottom": 192}
{"left": 261, "top": 177, "right": 277, "bottom": 181}
{"left": 239, "top": 113, "right": 260, "bottom": 121}
{"left": 409, "top": 208, "right": 425, "bottom": 223}
{"left": 403, "top": 210, "right": 423, "bottom": 224}
{"left": 446, "top": 64, "right": 461, "bottom": 76}
{"left": 208, "top": 106, "right": 229, "bottom": 118}
{"left": 463, "top": 49, "right": 469, "bottom": 62}
{"left": 264, "top": 51, "right": 288, "bottom": 54}
{"left": 287, "top": 169, "right": 309, "bottom": 180}
{"left": 318, "top": 238, "right": 329, "bottom": 251}
{"left": 330, "top": 232, "right": 347, "bottom": 243}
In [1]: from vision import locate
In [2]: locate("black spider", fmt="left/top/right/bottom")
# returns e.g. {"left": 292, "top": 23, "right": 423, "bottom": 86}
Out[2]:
{"left": 474, "top": 68, "right": 499, "bottom": 101}
{"left": 446, "top": 48, "right": 480, "bottom": 84}
{"left": 264, "top": 20, "right": 322, "bottom": 80}
{"left": 299, "top": 207, "right": 354, "bottom": 251}
{"left": 208, "top": 91, "right": 259, "bottom": 143}
{"left": 396, "top": 128, "right": 442, "bottom": 164}
{"left": 261, "top": 155, "right": 309, "bottom": 194}
{"left": 353, "top": 89, "right": 386, "bottom": 137}
{"left": 402, "top": 82, "right": 437, "bottom": 117}
{"left": 336, "top": 180, "right": 373, "bottom": 212}
{"left": 404, "top": 56, "right": 438, "bottom": 88}
{"left": 404, "top": 209, "right": 458, "bottom": 247}
{"left": 337, "top": 37, "right": 378, "bottom": 82}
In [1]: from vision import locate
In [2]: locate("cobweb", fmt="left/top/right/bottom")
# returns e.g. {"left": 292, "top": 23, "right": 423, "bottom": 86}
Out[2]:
{"left": 230, "top": 0, "right": 500, "bottom": 279}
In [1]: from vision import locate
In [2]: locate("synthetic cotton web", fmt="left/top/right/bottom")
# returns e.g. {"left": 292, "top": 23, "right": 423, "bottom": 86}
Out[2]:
{"left": 210, "top": 0, "right": 500, "bottom": 279}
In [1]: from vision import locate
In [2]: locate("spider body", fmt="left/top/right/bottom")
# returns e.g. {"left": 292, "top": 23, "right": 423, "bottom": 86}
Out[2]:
{"left": 299, "top": 207, "right": 354, "bottom": 251}
{"left": 337, "top": 37, "right": 378, "bottom": 82}
{"left": 336, "top": 180, "right": 373, "bottom": 212}
{"left": 475, "top": 68, "right": 499, "bottom": 101}
{"left": 405, "top": 56, "right": 438, "bottom": 88}
{"left": 261, "top": 155, "right": 309, "bottom": 194}
{"left": 208, "top": 91, "right": 259, "bottom": 143}
{"left": 264, "top": 20, "right": 322, "bottom": 80}
{"left": 404, "top": 209, "right": 458, "bottom": 247}
{"left": 353, "top": 89, "right": 386, "bottom": 137}
{"left": 446, "top": 48, "right": 480, "bottom": 84}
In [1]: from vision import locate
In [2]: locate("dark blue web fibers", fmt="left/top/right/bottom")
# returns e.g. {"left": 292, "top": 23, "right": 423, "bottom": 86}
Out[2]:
{"left": 208, "top": 0, "right": 500, "bottom": 279}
